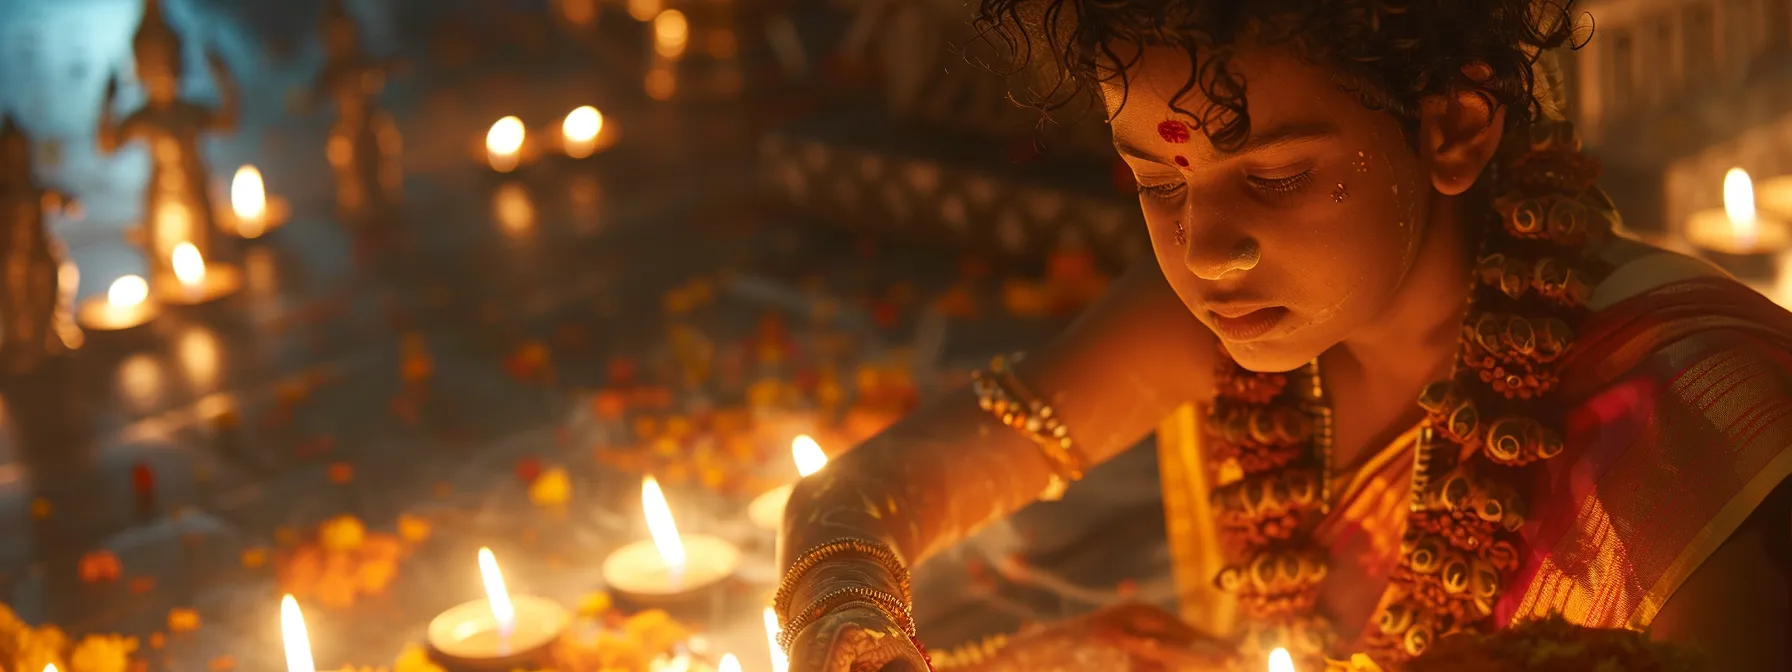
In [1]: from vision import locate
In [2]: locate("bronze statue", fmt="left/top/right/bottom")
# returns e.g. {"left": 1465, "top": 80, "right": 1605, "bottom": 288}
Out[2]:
{"left": 97, "top": 0, "right": 239, "bottom": 284}
{"left": 0, "top": 115, "right": 81, "bottom": 375}
{"left": 306, "top": 0, "right": 403, "bottom": 220}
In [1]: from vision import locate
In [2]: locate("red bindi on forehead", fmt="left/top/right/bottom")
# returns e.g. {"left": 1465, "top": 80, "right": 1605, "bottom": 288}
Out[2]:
{"left": 1157, "top": 120, "right": 1191, "bottom": 144}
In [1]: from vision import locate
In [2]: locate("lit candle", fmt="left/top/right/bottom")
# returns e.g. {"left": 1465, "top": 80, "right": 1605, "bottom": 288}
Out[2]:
{"left": 155, "top": 241, "right": 241, "bottom": 304}
{"left": 1684, "top": 168, "right": 1790, "bottom": 283}
{"left": 486, "top": 117, "right": 527, "bottom": 173}
{"left": 426, "top": 548, "right": 571, "bottom": 670}
{"left": 763, "top": 607, "right": 789, "bottom": 672}
{"left": 173, "top": 243, "right": 206, "bottom": 289}
{"left": 45, "top": 665, "right": 59, "bottom": 672}
{"left": 748, "top": 435, "right": 830, "bottom": 530}
{"left": 77, "top": 275, "right": 161, "bottom": 331}
{"left": 282, "top": 595, "right": 317, "bottom": 672}
{"left": 717, "top": 654, "right": 742, "bottom": 672}
{"left": 561, "top": 106, "right": 607, "bottom": 159}
{"left": 226, "top": 165, "right": 289, "bottom": 239}
{"left": 1268, "top": 647, "right": 1295, "bottom": 672}
{"left": 600, "top": 476, "right": 741, "bottom": 601}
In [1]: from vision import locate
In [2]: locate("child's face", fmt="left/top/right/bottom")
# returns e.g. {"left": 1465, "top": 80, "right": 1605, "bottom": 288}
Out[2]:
{"left": 1103, "top": 46, "right": 1452, "bottom": 373}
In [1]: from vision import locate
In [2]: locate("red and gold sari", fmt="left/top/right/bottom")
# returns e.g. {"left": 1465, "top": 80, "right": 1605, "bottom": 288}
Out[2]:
{"left": 1157, "top": 249, "right": 1792, "bottom": 647}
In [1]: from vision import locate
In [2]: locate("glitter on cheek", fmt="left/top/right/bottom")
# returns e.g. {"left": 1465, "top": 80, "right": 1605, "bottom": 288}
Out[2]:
{"left": 1332, "top": 183, "right": 1349, "bottom": 203}
{"left": 1353, "top": 150, "right": 1370, "bottom": 173}
{"left": 1174, "top": 155, "right": 1189, "bottom": 167}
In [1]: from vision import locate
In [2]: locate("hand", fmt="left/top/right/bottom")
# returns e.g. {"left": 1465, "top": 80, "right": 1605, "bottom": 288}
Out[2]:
{"left": 787, "top": 603, "right": 931, "bottom": 672}
{"left": 933, "top": 604, "right": 1232, "bottom": 672}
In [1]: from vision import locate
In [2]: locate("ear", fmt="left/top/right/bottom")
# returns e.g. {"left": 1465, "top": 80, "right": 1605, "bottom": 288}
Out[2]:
{"left": 1418, "top": 65, "right": 1507, "bottom": 196}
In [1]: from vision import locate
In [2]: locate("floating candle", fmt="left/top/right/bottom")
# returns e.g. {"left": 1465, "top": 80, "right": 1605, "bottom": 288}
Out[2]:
{"left": 224, "top": 165, "right": 290, "bottom": 239}
{"left": 601, "top": 476, "right": 740, "bottom": 600}
{"left": 486, "top": 117, "right": 527, "bottom": 173}
{"left": 77, "top": 275, "right": 161, "bottom": 331}
{"left": 561, "top": 106, "right": 607, "bottom": 159}
{"left": 1268, "top": 647, "right": 1295, "bottom": 672}
{"left": 155, "top": 243, "right": 241, "bottom": 304}
{"left": 1685, "top": 168, "right": 1790, "bottom": 283}
{"left": 282, "top": 595, "right": 317, "bottom": 672}
{"left": 748, "top": 435, "right": 830, "bottom": 531}
{"left": 427, "top": 548, "right": 571, "bottom": 670}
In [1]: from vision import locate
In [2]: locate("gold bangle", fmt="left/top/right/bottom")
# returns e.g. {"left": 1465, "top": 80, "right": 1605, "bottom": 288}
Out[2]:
{"left": 973, "top": 355, "right": 1088, "bottom": 497}
{"left": 776, "top": 586, "right": 915, "bottom": 652}
{"left": 774, "top": 537, "right": 913, "bottom": 621}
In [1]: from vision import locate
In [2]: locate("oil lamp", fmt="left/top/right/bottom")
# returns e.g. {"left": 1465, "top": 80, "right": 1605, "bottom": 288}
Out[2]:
{"left": 77, "top": 275, "right": 161, "bottom": 331}
{"left": 600, "top": 476, "right": 740, "bottom": 603}
{"left": 427, "top": 548, "right": 571, "bottom": 671}
{"left": 221, "top": 165, "right": 290, "bottom": 239}
{"left": 1684, "top": 168, "right": 1789, "bottom": 283}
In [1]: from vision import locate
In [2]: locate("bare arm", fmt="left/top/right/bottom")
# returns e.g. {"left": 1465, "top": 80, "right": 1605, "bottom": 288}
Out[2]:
{"left": 1649, "top": 475, "right": 1792, "bottom": 669}
{"left": 778, "top": 260, "right": 1216, "bottom": 614}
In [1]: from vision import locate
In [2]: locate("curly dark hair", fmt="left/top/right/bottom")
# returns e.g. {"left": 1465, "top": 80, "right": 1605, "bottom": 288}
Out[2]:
{"left": 971, "top": 0, "right": 1589, "bottom": 150}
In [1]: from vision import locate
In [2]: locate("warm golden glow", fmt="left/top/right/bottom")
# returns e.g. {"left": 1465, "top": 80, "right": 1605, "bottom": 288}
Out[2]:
{"left": 107, "top": 276, "right": 148, "bottom": 309}
{"left": 1724, "top": 167, "right": 1759, "bottom": 244}
{"left": 717, "top": 654, "right": 742, "bottom": 672}
{"left": 641, "top": 476, "right": 688, "bottom": 577}
{"left": 563, "top": 106, "right": 603, "bottom": 143}
{"left": 477, "top": 547, "right": 518, "bottom": 636}
{"left": 653, "top": 10, "right": 689, "bottom": 58}
{"left": 281, "top": 595, "right": 316, "bottom": 672}
{"left": 1268, "top": 648, "right": 1295, "bottom": 672}
{"left": 627, "top": 0, "right": 661, "bottom": 22}
{"left": 494, "top": 182, "right": 536, "bottom": 237}
{"left": 792, "top": 435, "right": 828, "bottom": 477}
{"left": 645, "top": 67, "right": 677, "bottom": 100}
{"left": 45, "top": 665, "right": 59, "bottom": 672}
{"left": 764, "top": 607, "right": 790, "bottom": 672}
{"left": 172, "top": 243, "right": 206, "bottom": 287}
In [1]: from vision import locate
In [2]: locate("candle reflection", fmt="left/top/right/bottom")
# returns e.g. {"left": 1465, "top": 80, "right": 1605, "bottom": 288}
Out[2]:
{"left": 178, "top": 327, "right": 221, "bottom": 391}
{"left": 494, "top": 182, "right": 536, "bottom": 238}
{"left": 117, "top": 354, "right": 164, "bottom": 411}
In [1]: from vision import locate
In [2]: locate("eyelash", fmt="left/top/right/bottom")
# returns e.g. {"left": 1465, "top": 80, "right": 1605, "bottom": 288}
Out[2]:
{"left": 1247, "top": 170, "right": 1315, "bottom": 194}
{"left": 1137, "top": 181, "right": 1185, "bottom": 199}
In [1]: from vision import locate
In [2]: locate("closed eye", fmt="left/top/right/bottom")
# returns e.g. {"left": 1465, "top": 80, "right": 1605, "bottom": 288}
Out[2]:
{"left": 1246, "top": 171, "right": 1314, "bottom": 194}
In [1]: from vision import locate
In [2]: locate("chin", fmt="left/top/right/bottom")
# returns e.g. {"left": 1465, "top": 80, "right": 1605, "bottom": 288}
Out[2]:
{"left": 1218, "top": 339, "right": 1320, "bottom": 374}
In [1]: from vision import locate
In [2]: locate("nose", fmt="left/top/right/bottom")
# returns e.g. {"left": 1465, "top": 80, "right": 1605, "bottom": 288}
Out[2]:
{"left": 1181, "top": 215, "right": 1261, "bottom": 281}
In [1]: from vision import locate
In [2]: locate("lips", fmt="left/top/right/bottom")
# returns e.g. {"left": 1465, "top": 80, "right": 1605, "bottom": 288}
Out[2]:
{"left": 1207, "top": 306, "right": 1289, "bottom": 342}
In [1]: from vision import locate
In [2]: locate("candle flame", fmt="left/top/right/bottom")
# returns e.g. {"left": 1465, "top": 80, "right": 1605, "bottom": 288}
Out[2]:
{"left": 792, "top": 435, "right": 828, "bottom": 477}
{"left": 109, "top": 275, "right": 149, "bottom": 308}
{"left": 1268, "top": 647, "right": 1295, "bottom": 672}
{"left": 764, "top": 607, "right": 790, "bottom": 672}
{"left": 563, "top": 106, "right": 603, "bottom": 143}
{"left": 232, "top": 165, "right": 267, "bottom": 220}
{"left": 641, "top": 476, "right": 688, "bottom": 577}
{"left": 172, "top": 243, "right": 206, "bottom": 288}
{"left": 281, "top": 594, "right": 316, "bottom": 672}
{"left": 717, "top": 654, "right": 743, "bottom": 672}
{"left": 45, "top": 665, "right": 59, "bottom": 672}
{"left": 653, "top": 10, "right": 689, "bottom": 58}
{"left": 1724, "top": 167, "right": 1759, "bottom": 245}
{"left": 477, "top": 547, "right": 517, "bottom": 637}
{"left": 487, "top": 117, "right": 527, "bottom": 156}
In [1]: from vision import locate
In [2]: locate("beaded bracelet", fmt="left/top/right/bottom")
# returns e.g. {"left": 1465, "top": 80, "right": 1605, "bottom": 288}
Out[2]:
{"left": 773, "top": 537, "right": 913, "bottom": 622}
{"left": 971, "top": 354, "right": 1088, "bottom": 500}
{"left": 775, "top": 586, "right": 916, "bottom": 652}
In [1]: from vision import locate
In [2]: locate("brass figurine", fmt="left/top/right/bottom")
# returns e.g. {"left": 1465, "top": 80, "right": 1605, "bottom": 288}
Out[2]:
{"left": 307, "top": 0, "right": 403, "bottom": 221}
{"left": 98, "top": 0, "right": 239, "bottom": 294}
{"left": 0, "top": 116, "right": 82, "bottom": 375}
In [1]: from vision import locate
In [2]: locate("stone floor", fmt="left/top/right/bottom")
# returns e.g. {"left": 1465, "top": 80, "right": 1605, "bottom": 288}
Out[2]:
{"left": 0, "top": 1, "right": 1175, "bottom": 670}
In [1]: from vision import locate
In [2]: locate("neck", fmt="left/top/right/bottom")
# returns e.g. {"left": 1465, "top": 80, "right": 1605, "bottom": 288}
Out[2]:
{"left": 1337, "top": 192, "right": 1477, "bottom": 385}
